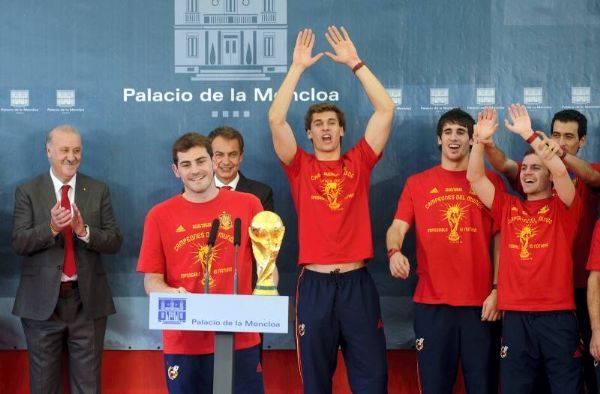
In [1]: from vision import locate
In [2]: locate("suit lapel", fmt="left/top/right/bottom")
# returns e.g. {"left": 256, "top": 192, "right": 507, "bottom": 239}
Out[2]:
{"left": 74, "top": 174, "right": 90, "bottom": 213}
{"left": 40, "top": 173, "right": 58, "bottom": 214}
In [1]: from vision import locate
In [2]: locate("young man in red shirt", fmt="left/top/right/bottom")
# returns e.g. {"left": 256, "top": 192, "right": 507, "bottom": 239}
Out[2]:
{"left": 587, "top": 220, "right": 600, "bottom": 392}
{"left": 468, "top": 105, "right": 584, "bottom": 393}
{"left": 485, "top": 109, "right": 600, "bottom": 391}
{"left": 268, "top": 26, "right": 395, "bottom": 393}
{"left": 386, "top": 108, "right": 503, "bottom": 393}
{"left": 137, "top": 133, "right": 267, "bottom": 393}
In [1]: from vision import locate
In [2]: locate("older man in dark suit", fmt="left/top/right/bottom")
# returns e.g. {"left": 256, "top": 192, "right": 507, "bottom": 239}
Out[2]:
{"left": 12, "top": 124, "right": 122, "bottom": 394}
{"left": 209, "top": 126, "right": 274, "bottom": 211}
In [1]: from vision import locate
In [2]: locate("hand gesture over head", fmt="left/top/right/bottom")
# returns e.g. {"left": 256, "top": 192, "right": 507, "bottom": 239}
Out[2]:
{"left": 475, "top": 107, "right": 499, "bottom": 143}
{"left": 504, "top": 103, "right": 533, "bottom": 137}
{"left": 292, "top": 29, "right": 323, "bottom": 70}
{"left": 324, "top": 26, "right": 361, "bottom": 68}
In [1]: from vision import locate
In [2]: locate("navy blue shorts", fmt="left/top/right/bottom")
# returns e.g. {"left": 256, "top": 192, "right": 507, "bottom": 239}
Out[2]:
{"left": 164, "top": 345, "right": 264, "bottom": 394}
{"left": 414, "top": 303, "right": 499, "bottom": 394}
{"left": 295, "top": 267, "right": 388, "bottom": 394}
{"left": 501, "top": 311, "right": 583, "bottom": 394}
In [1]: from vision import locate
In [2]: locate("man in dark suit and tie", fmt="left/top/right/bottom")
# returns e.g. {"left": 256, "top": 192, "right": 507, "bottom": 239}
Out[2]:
{"left": 209, "top": 126, "right": 275, "bottom": 211}
{"left": 12, "top": 124, "right": 122, "bottom": 394}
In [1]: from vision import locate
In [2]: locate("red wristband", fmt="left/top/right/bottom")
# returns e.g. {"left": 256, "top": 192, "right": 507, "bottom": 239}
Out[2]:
{"left": 387, "top": 248, "right": 400, "bottom": 259}
{"left": 352, "top": 61, "right": 365, "bottom": 74}
{"left": 525, "top": 133, "right": 538, "bottom": 144}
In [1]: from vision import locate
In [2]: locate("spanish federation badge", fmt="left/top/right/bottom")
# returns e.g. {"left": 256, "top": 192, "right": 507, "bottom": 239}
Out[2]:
{"left": 416, "top": 338, "right": 424, "bottom": 351}
{"left": 500, "top": 346, "right": 508, "bottom": 359}
{"left": 298, "top": 323, "right": 306, "bottom": 337}
{"left": 219, "top": 211, "right": 232, "bottom": 230}
{"left": 168, "top": 365, "right": 180, "bottom": 380}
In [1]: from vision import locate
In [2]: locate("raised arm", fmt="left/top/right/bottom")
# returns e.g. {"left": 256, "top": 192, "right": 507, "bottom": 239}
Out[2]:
{"left": 386, "top": 219, "right": 411, "bottom": 279}
{"left": 268, "top": 29, "right": 323, "bottom": 165}
{"left": 466, "top": 107, "right": 498, "bottom": 209}
{"left": 504, "top": 104, "right": 575, "bottom": 207}
{"left": 483, "top": 143, "right": 520, "bottom": 182}
{"left": 563, "top": 153, "right": 600, "bottom": 189}
{"left": 324, "top": 26, "right": 394, "bottom": 155}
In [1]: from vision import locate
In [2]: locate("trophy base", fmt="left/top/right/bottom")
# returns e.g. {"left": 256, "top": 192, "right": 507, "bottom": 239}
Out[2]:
{"left": 253, "top": 285, "right": 279, "bottom": 296}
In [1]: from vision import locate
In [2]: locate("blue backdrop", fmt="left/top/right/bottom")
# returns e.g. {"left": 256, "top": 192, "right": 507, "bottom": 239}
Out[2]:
{"left": 0, "top": 0, "right": 598, "bottom": 350}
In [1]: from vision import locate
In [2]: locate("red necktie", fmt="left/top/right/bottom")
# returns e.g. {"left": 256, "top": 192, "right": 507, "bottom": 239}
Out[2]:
{"left": 221, "top": 185, "right": 232, "bottom": 190}
{"left": 61, "top": 185, "right": 76, "bottom": 277}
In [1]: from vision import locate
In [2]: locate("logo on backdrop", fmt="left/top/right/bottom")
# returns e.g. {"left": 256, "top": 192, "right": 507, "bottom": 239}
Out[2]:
{"left": 0, "top": 90, "right": 39, "bottom": 114}
{"left": 46, "top": 89, "right": 85, "bottom": 113}
{"left": 523, "top": 87, "right": 551, "bottom": 110}
{"left": 10, "top": 90, "right": 29, "bottom": 107}
{"left": 430, "top": 88, "right": 449, "bottom": 106}
{"left": 158, "top": 298, "right": 187, "bottom": 325}
{"left": 565, "top": 86, "right": 600, "bottom": 110}
{"left": 476, "top": 88, "right": 495, "bottom": 106}
{"left": 174, "top": 0, "right": 288, "bottom": 81}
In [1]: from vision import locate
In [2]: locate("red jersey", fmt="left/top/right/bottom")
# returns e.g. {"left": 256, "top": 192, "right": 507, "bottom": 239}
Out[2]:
{"left": 282, "top": 137, "right": 380, "bottom": 265}
{"left": 510, "top": 162, "right": 600, "bottom": 288}
{"left": 491, "top": 191, "right": 583, "bottom": 311}
{"left": 395, "top": 166, "right": 504, "bottom": 306}
{"left": 137, "top": 190, "right": 262, "bottom": 355}
{"left": 586, "top": 220, "right": 600, "bottom": 271}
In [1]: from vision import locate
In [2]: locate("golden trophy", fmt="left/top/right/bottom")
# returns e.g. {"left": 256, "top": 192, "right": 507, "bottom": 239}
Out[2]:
{"left": 249, "top": 211, "right": 284, "bottom": 296}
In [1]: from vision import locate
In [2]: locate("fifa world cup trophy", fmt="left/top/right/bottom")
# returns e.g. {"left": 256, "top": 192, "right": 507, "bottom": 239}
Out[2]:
{"left": 249, "top": 211, "right": 284, "bottom": 296}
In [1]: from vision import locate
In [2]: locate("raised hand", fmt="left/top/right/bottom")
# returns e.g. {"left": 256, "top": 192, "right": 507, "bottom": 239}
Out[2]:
{"left": 534, "top": 131, "right": 563, "bottom": 161}
{"left": 504, "top": 103, "right": 533, "bottom": 137}
{"left": 292, "top": 29, "right": 323, "bottom": 70}
{"left": 324, "top": 26, "right": 361, "bottom": 68}
{"left": 475, "top": 107, "right": 499, "bottom": 142}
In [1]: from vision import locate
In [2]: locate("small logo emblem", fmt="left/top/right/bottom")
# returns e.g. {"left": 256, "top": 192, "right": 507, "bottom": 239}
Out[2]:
{"left": 430, "top": 88, "right": 449, "bottom": 106}
{"left": 572, "top": 87, "right": 591, "bottom": 105}
{"left": 158, "top": 298, "right": 187, "bottom": 325}
{"left": 476, "top": 88, "right": 496, "bottom": 106}
{"left": 537, "top": 205, "right": 549, "bottom": 215}
{"left": 500, "top": 345, "right": 508, "bottom": 358}
{"left": 298, "top": 323, "right": 306, "bottom": 337}
{"left": 429, "top": 187, "right": 439, "bottom": 194}
{"left": 10, "top": 90, "right": 29, "bottom": 107}
{"left": 416, "top": 338, "right": 424, "bottom": 351}
{"left": 176, "top": 225, "right": 186, "bottom": 233}
{"left": 219, "top": 211, "right": 232, "bottom": 230}
{"left": 523, "top": 87, "right": 543, "bottom": 105}
{"left": 167, "top": 365, "right": 179, "bottom": 380}
{"left": 56, "top": 89, "right": 76, "bottom": 108}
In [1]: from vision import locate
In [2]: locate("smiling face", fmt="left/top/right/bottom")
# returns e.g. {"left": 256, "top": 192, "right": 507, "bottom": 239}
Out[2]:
{"left": 307, "top": 110, "right": 344, "bottom": 159}
{"left": 172, "top": 146, "right": 217, "bottom": 199}
{"left": 520, "top": 153, "right": 552, "bottom": 200}
{"left": 211, "top": 136, "right": 244, "bottom": 184}
{"left": 46, "top": 127, "right": 82, "bottom": 183}
{"left": 438, "top": 121, "right": 472, "bottom": 167}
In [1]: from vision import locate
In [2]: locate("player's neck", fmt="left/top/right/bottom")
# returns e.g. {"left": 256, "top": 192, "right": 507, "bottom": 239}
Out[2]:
{"left": 440, "top": 155, "right": 468, "bottom": 171}
{"left": 182, "top": 185, "right": 219, "bottom": 203}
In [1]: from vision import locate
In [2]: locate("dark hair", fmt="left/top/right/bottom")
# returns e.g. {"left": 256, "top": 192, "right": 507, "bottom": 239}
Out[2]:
{"left": 523, "top": 146, "right": 537, "bottom": 158}
{"left": 304, "top": 103, "right": 346, "bottom": 131}
{"left": 551, "top": 109, "right": 587, "bottom": 139}
{"left": 172, "top": 132, "right": 212, "bottom": 165}
{"left": 208, "top": 126, "right": 244, "bottom": 153}
{"left": 436, "top": 108, "right": 475, "bottom": 139}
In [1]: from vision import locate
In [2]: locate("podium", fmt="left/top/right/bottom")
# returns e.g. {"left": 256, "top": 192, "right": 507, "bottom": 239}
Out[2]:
{"left": 149, "top": 293, "right": 289, "bottom": 394}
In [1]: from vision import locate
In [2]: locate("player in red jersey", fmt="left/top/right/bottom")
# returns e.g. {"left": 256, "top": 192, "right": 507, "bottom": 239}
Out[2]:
{"left": 468, "top": 105, "right": 584, "bottom": 393}
{"left": 137, "top": 132, "right": 269, "bottom": 393}
{"left": 587, "top": 220, "right": 600, "bottom": 391}
{"left": 387, "top": 108, "right": 502, "bottom": 393}
{"left": 485, "top": 108, "right": 600, "bottom": 392}
{"left": 268, "top": 27, "right": 394, "bottom": 393}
